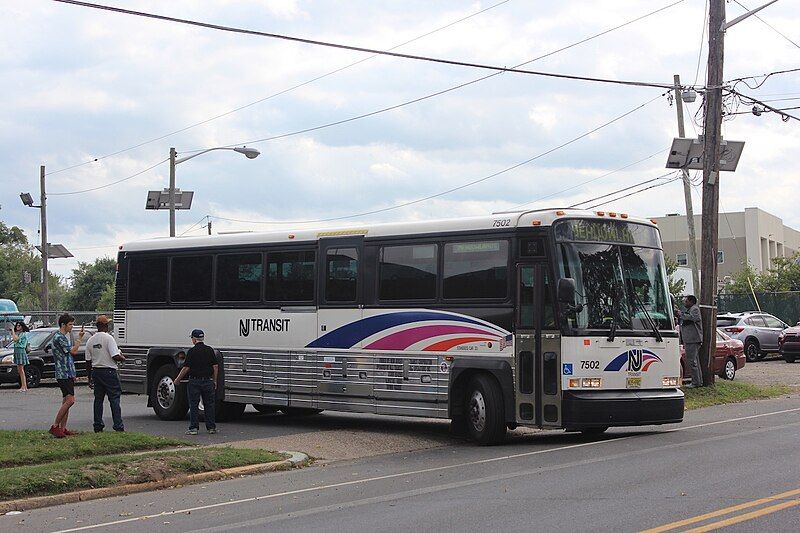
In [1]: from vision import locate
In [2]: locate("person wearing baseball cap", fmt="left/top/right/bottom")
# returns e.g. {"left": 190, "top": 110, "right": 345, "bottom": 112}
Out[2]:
{"left": 174, "top": 328, "right": 218, "bottom": 434}
{"left": 85, "top": 315, "right": 126, "bottom": 432}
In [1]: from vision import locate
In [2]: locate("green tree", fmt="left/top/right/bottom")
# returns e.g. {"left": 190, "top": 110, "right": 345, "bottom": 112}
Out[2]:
{"left": 664, "top": 256, "right": 686, "bottom": 300}
{"left": 0, "top": 220, "right": 67, "bottom": 311}
{"left": 96, "top": 282, "right": 115, "bottom": 312}
{"left": 64, "top": 258, "right": 116, "bottom": 311}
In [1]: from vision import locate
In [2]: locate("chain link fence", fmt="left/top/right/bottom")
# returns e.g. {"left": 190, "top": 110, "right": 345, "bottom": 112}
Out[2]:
{"left": 1, "top": 311, "right": 112, "bottom": 346}
{"left": 718, "top": 292, "right": 800, "bottom": 325}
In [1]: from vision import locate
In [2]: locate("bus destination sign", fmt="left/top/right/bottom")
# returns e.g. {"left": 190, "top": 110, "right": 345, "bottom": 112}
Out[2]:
{"left": 555, "top": 220, "right": 638, "bottom": 245}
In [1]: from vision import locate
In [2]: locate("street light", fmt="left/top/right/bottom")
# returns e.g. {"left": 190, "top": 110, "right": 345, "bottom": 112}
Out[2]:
{"left": 165, "top": 146, "right": 261, "bottom": 237}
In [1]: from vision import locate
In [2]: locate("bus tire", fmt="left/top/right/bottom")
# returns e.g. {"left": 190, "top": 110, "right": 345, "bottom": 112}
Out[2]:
{"left": 215, "top": 400, "right": 246, "bottom": 422}
{"left": 281, "top": 407, "right": 323, "bottom": 417}
{"left": 151, "top": 364, "right": 189, "bottom": 421}
{"left": 465, "top": 374, "right": 506, "bottom": 445}
{"left": 253, "top": 404, "right": 279, "bottom": 414}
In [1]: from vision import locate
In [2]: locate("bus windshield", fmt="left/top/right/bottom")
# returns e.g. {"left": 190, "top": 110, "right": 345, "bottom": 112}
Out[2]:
{"left": 557, "top": 242, "right": 673, "bottom": 332}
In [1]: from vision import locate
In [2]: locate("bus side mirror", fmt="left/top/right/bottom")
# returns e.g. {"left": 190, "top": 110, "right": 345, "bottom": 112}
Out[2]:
{"left": 557, "top": 278, "right": 577, "bottom": 306}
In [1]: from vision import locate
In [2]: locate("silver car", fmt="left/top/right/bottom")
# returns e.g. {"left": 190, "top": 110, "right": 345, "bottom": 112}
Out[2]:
{"left": 717, "top": 312, "right": 788, "bottom": 362}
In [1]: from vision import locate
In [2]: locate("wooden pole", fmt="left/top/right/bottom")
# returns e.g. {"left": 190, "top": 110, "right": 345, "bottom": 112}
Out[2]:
{"left": 699, "top": 0, "right": 726, "bottom": 386}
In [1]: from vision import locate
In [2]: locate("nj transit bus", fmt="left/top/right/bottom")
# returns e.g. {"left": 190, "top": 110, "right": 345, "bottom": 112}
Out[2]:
{"left": 114, "top": 209, "right": 683, "bottom": 445}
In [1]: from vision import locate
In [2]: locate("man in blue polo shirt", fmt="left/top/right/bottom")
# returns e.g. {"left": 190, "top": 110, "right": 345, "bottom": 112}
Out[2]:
{"left": 174, "top": 329, "right": 218, "bottom": 435}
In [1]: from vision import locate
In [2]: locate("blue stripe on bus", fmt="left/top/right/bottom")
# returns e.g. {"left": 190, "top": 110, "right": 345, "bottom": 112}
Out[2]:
{"left": 306, "top": 311, "right": 506, "bottom": 349}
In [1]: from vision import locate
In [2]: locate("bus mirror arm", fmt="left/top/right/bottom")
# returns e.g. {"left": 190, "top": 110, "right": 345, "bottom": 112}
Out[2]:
{"left": 557, "top": 278, "right": 577, "bottom": 306}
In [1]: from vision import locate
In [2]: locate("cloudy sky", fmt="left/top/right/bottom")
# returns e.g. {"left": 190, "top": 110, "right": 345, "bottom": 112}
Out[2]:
{"left": 1, "top": 0, "right": 798, "bottom": 280}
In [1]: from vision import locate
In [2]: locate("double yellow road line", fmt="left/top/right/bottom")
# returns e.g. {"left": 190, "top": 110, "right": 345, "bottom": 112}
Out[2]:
{"left": 642, "top": 487, "right": 800, "bottom": 532}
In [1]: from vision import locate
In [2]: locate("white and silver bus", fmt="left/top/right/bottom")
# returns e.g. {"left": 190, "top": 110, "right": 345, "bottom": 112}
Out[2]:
{"left": 114, "top": 209, "right": 683, "bottom": 444}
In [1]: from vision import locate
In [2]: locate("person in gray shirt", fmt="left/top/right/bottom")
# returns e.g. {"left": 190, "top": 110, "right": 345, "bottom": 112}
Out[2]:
{"left": 677, "top": 295, "right": 703, "bottom": 388}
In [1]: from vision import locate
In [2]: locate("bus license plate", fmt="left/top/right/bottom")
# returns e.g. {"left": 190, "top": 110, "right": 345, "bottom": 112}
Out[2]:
{"left": 626, "top": 377, "right": 642, "bottom": 389}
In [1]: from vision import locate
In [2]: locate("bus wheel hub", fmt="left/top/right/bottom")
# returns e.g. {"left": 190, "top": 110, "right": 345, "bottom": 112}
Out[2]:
{"left": 469, "top": 390, "right": 486, "bottom": 432}
{"left": 157, "top": 376, "right": 176, "bottom": 409}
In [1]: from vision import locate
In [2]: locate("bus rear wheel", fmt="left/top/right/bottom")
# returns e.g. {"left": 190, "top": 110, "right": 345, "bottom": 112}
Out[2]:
{"left": 465, "top": 374, "right": 506, "bottom": 445}
{"left": 151, "top": 364, "right": 189, "bottom": 421}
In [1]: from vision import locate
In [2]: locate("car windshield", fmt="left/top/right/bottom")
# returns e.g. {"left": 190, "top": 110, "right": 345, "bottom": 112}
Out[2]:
{"left": 716, "top": 317, "right": 738, "bottom": 327}
{"left": 15, "top": 330, "right": 53, "bottom": 349}
{"left": 557, "top": 243, "right": 673, "bottom": 332}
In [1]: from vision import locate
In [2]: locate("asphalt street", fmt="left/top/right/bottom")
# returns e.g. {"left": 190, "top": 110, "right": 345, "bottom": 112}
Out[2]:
{"left": 2, "top": 390, "right": 800, "bottom": 532}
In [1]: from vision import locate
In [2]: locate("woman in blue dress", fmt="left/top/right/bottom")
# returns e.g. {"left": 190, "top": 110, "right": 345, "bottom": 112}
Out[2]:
{"left": 11, "top": 322, "right": 30, "bottom": 391}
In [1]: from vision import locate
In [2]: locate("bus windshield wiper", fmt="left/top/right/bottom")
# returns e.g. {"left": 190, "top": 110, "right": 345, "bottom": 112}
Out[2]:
{"left": 627, "top": 279, "right": 663, "bottom": 342}
{"left": 607, "top": 283, "right": 620, "bottom": 342}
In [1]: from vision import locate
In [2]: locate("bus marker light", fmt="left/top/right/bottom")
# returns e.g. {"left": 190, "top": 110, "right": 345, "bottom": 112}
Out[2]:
{"left": 650, "top": 219, "right": 658, "bottom": 225}
{"left": 662, "top": 377, "right": 679, "bottom": 387}
{"left": 608, "top": 212, "right": 617, "bottom": 217}
{"left": 620, "top": 213, "right": 628, "bottom": 219}
{"left": 532, "top": 220, "right": 541, "bottom": 226}
{"left": 596, "top": 211, "right": 605, "bottom": 216}
{"left": 556, "top": 211, "right": 565, "bottom": 216}
{"left": 444, "top": 356, "right": 454, "bottom": 362}
{"left": 569, "top": 378, "right": 581, "bottom": 388}
{"left": 583, "top": 339, "right": 591, "bottom": 346}
{"left": 581, "top": 378, "right": 602, "bottom": 388}
{"left": 288, "top": 234, "right": 295, "bottom": 239}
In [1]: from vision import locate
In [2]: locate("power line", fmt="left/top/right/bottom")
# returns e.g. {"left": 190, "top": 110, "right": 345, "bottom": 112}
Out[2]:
{"left": 727, "top": 67, "right": 800, "bottom": 89}
{"left": 732, "top": 0, "right": 800, "bottom": 50}
{"left": 209, "top": 93, "right": 667, "bottom": 226}
{"left": 178, "top": 214, "right": 211, "bottom": 237}
{"left": 48, "top": 158, "right": 169, "bottom": 196}
{"left": 694, "top": 0, "right": 709, "bottom": 86}
{"left": 584, "top": 174, "right": 682, "bottom": 210}
{"left": 729, "top": 89, "right": 800, "bottom": 122}
{"left": 53, "top": 0, "right": 678, "bottom": 90}
{"left": 569, "top": 172, "right": 678, "bottom": 208}
{"left": 508, "top": 149, "right": 667, "bottom": 210}
{"left": 44, "top": 0, "right": 512, "bottom": 176}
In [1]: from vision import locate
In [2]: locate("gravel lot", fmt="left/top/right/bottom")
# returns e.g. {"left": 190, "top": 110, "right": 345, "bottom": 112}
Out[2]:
{"left": 735, "top": 355, "right": 800, "bottom": 388}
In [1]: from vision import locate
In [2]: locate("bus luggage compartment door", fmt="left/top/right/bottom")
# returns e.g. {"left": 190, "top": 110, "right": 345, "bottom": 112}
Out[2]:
{"left": 317, "top": 353, "right": 374, "bottom": 413}
{"left": 262, "top": 351, "right": 290, "bottom": 407}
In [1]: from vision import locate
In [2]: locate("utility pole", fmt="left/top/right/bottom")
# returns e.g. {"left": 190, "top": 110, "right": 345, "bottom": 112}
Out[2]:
{"left": 699, "top": 0, "right": 726, "bottom": 386}
{"left": 673, "top": 74, "right": 700, "bottom": 296}
{"left": 40, "top": 165, "right": 49, "bottom": 312}
{"left": 169, "top": 147, "right": 177, "bottom": 237}
{"left": 207, "top": 217, "right": 212, "bottom": 235}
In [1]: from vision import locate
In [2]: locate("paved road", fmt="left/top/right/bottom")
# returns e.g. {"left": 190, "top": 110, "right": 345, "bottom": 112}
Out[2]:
{"left": 4, "top": 394, "right": 800, "bottom": 532}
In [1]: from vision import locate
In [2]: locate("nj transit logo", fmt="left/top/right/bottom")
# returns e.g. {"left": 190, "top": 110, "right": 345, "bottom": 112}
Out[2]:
{"left": 604, "top": 349, "right": 662, "bottom": 372}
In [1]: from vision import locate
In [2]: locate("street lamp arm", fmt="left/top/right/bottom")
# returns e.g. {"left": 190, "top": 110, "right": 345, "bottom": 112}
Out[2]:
{"left": 175, "top": 147, "right": 231, "bottom": 165}
{"left": 723, "top": 0, "right": 780, "bottom": 30}
{"left": 175, "top": 146, "right": 260, "bottom": 165}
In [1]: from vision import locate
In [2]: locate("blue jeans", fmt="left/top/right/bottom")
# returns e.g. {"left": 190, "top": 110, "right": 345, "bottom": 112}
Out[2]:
{"left": 92, "top": 368, "right": 124, "bottom": 431}
{"left": 188, "top": 378, "right": 216, "bottom": 430}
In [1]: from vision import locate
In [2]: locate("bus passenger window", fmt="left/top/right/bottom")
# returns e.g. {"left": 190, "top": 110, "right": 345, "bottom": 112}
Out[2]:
{"left": 443, "top": 241, "right": 508, "bottom": 299}
{"left": 171, "top": 255, "right": 212, "bottom": 302}
{"left": 543, "top": 271, "right": 556, "bottom": 329}
{"left": 266, "top": 251, "right": 315, "bottom": 302}
{"left": 216, "top": 253, "right": 262, "bottom": 302}
{"left": 379, "top": 244, "right": 437, "bottom": 300}
{"left": 326, "top": 248, "right": 358, "bottom": 302}
{"left": 129, "top": 256, "right": 167, "bottom": 303}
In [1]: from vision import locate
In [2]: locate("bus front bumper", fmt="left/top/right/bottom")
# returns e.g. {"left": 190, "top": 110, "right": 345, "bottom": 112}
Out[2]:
{"left": 562, "top": 388, "right": 684, "bottom": 429}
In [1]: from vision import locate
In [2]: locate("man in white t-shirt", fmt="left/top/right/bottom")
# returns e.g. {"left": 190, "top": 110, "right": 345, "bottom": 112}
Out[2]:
{"left": 85, "top": 315, "right": 126, "bottom": 432}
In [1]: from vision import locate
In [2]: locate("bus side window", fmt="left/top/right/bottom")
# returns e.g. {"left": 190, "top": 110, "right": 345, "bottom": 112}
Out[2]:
{"left": 519, "top": 267, "right": 535, "bottom": 329}
{"left": 171, "top": 255, "right": 212, "bottom": 302}
{"left": 266, "top": 251, "right": 315, "bottom": 302}
{"left": 326, "top": 248, "right": 359, "bottom": 302}
{"left": 129, "top": 256, "right": 167, "bottom": 303}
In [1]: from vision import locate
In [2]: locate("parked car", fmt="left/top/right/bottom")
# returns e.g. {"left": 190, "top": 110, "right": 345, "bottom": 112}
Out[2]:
{"left": 0, "top": 326, "right": 95, "bottom": 388}
{"left": 778, "top": 326, "right": 800, "bottom": 363}
{"left": 716, "top": 312, "right": 788, "bottom": 362}
{"left": 681, "top": 328, "right": 746, "bottom": 381}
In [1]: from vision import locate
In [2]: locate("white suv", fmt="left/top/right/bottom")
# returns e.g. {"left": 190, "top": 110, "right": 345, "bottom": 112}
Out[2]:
{"left": 717, "top": 312, "right": 788, "bottom": 362}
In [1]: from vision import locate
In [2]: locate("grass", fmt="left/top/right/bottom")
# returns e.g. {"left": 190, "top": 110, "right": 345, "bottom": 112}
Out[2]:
{"left": 0, "top": 447, "right": 283, "bottom": 501}
{"left": 683, "top": 380, "right": 792, "bottom": 410}
{"left": 0, "top": 430, "right": 187, "bottom": 468}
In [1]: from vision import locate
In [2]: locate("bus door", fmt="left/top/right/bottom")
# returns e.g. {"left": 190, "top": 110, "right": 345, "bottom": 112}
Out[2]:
{"left": 316, "top": 237, "right": 373, "bottom": 411}
{"left": 515, "top": 263, "right": 561, "bottom": 427}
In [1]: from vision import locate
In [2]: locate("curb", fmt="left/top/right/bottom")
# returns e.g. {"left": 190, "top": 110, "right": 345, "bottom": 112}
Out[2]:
{"left": 0, "top": 450, "right": 308, "bottom": 515}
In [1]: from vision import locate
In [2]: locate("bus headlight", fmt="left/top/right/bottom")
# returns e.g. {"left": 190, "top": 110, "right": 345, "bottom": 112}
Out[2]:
{"left": 662, "top": 377, "right": 679, "bottom": 387}
{"left": 568, "top": 378, "right": 581, "bottom": 388}
{"left": 581, "top": 378, "right": 602, "bottom": 388}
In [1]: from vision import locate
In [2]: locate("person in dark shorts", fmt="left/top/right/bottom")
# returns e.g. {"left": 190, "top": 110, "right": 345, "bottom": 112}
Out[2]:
{"left": 174, "top": 329, "right": 218, "bottom": 435}
{"left": 51, "top": 313, "right": 85, "bottom": 438}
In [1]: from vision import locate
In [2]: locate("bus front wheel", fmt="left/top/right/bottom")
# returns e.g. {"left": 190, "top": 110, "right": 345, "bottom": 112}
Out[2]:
{"left": 465, "top": 374, "right": 506, "bottom": 445}
{"left": 151, "top": 364, "right": 189, "bottom": 421}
